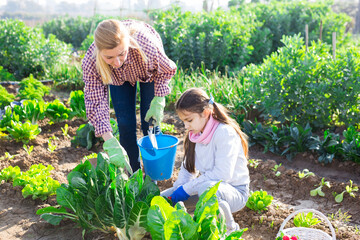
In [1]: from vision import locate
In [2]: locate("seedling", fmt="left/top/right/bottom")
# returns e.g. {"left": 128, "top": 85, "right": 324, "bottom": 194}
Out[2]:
{"left": 334, "top": 180, "right": 358, "bottom": 203}
{"left": 270, "top": 220, "right": 274, "bottom": 229}
{"left": 298, "top": 169, "right": 315, "bottom": 179}
{"left": 23, "top": 144, "right": 34, "bottom": 156}
{"left": 293, "top": 211, "right": 321, "bottom": 227}
{"left": 272, "top": 163, "right": 282, "bottom": 177}
{"left": 310, "top": 177, "right": 331, "bottom": 197}
{"left": 0, "top": 152, "right": 16, "bottom": 161}
{"left": 61, "top": 123, "right": 70, "bottom": 138}
{"left": 47, "top": 138, "right": 57, "bottom": 152}
{"left": 248, "top": 159, "right": 260, "bottom": 168}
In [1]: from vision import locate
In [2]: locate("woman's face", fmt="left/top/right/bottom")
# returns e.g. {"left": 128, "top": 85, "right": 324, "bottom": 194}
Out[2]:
{"left": 100, "top": 41, "right": 129, "bottom": 68}
{"left": 178, "top": 110, "right": 210, "bottom": 135}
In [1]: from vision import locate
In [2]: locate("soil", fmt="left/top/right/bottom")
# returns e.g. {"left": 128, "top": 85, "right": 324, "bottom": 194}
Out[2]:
{"left": 1, "top": 87, "right": 360, "bottom": 240}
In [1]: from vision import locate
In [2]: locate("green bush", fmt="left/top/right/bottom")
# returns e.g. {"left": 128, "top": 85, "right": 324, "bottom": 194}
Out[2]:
{"left": 41, "top": 15, "right": 118, "bottom": 49}
{"left": 0, "top": 19, "right": 71, "bottom": 80}
{"left": 151, "top": 7, "right": 258, "bottom": 72}
{"left": 240, "top": 34, "right": 360, "bottom": 129}
{"left": 240, "top": 0, "right": 352, "bottom": 63}
{"left": 0, "top": 66, "right": 16, "bottom": 81}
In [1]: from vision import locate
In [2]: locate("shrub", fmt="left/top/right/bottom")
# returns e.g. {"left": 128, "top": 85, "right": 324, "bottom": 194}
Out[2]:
{"left": 0, "top": 19, "right": 71, "bottom": 80}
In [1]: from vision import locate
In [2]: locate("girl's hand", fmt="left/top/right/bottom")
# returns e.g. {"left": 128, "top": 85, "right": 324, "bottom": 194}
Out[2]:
{"left": 169, "top": 186, "right": 190, "bottom": 204}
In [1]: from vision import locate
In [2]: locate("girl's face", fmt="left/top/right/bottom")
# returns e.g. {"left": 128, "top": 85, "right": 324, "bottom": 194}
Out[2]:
{"left": 178, "top": 109, "right": 211, "bottom": 135}
{"left": 100, "top": 41, "right": 129, "bottom": 68}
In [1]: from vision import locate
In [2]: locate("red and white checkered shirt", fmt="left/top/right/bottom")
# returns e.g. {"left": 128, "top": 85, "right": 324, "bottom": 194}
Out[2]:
{"left": 82, "top": 19, "right": 177, "bottom": 137}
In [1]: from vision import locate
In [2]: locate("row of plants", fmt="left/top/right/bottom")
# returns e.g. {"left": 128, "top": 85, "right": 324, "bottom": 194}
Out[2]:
{"left": 35, "top": 152, "right": 247, "bottom": 240}
{"left": 243, "top": 120, "right": 360, "bottom": 164}
{"left": 0, "top": 76, "right": 86, "bottom": 144}
{"left": 0, "top": 163, "right": 60, "bottom": 200}
{"left": 165, "top": 34, "right": 360, "bottom": 141}
{"left": 150, "top": 1, "right": 351, "bottom": 71}
{"left": 37, "top": 1, "right": 352, "bottom": 73}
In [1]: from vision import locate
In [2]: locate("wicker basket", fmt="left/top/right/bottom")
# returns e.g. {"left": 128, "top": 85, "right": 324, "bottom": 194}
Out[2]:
{"left": 277, "top": 209, "right": 336, "bottom": 240}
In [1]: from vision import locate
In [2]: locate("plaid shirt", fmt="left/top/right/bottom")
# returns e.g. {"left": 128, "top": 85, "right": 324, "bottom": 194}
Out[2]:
{"left": 82, "top": 19, "right": 177, "bottom": 137}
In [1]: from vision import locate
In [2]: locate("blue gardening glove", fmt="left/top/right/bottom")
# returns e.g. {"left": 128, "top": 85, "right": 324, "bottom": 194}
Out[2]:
{"left": 144, "top": 96, "right": 165, "bottom": 126}
{"left": 168, "top": 186, "right": 190, "bottom": 204}
{"left": 103, "top": 137, "right": 133, "bottom": 174}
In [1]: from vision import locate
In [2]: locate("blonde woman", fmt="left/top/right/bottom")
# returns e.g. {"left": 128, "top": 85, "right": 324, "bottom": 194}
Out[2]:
{"left": 82, "top": 19, "right": 176, "bottom": 173}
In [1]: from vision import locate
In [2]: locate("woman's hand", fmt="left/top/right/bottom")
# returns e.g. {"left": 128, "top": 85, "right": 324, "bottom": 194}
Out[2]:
{"left": 103, "top": 137, "right": 133, "bottom": 174}
{"left": 145, "top": 96, "right": 165, "bottom": 126}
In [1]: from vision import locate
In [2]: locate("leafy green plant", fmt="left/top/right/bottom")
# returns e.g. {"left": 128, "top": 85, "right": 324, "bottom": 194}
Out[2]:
{"left": 298, "top": 169, "right": 315, "bottom": 179}
{"left": 0, "top": 165, "right": 21, "bottom": 181}
{"left": 0, "top": 85, "right": 15, "bottom": 109}
{"left": 6, "top": 120, "right": 41, "bottom": 144}
{"left": 293, "top": 211, "right": 321, "bottom": 227}
{"left": 147, "top": 182, "right": 247, "bottom": 239}
{"left": 0, "top": 106, "right": 20, "bottom": 129}
{"left": 71, "top": 122, "right": 100, "bottom": 150}
{"left": 37, "top": 152, "right": 159, "bottom": 239}
{"left": 246, "top": 190, "right": 273, "bottom": 213}
{"left": 45, "top": 99, "right": 71, "bottom": 123}
{"left": 47, "top": 138, "right": 57, "bottom": 152}
{"left": 1, "top": 164, "right": 59, "bottom": 200}
{"left": 61, "top": 123, "right": 70, "bottom": 138}
{"left": 23, "top": 144, "right": 34, "bottom": 156}
{"left": 280, "top": 123, "right": 319, "bottom": 161}
{"left": 248, "top": 159, "right": 260, "bottom": 169}
{"left": 334, "top": 180, "right": 359, "bottom": 203}
{"left": 160, "top": 122, "right": 177, "bottom": 134}
{"left": 13, "top": 99, "right": 45, "bottom": 124}
{"left": 68, "top": 90, "right": 86, "bottom": 120}
{"left": 16, "top": 74, "right": 50, "bottom": 101}
{"left": 271, "top": 163, "right": 282, "bottom": 177}
{"left": 241, "top": 120, "right": 285, "bottom": 154}
{"left": 0, "top": 152, "right": 16, "bottom": 161}
{"left": 310, "top": 178, "right": 331, "bottom": 197}
{"left": 340, "top": 126, "right": 360, "bottom": 163}
{"left": 316, "top": 130, "right": 341, "bottom": 164}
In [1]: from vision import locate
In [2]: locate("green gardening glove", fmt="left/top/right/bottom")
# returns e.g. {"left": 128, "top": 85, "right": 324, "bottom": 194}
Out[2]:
{"left": 144, "top": 96, "right": 165, "bottom": 126}
{"left": 103, "top": 137, "right": 133, "bottom": 174}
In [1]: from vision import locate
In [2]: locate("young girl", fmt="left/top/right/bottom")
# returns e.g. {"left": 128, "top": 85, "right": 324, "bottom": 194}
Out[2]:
{"left": 161, "top": 88, "right": 250, "bottom": 234}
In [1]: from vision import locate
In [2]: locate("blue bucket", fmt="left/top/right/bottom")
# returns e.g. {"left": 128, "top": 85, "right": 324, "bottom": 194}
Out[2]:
{"left": 137, "top": 134, "right": 179, "bottom": 181}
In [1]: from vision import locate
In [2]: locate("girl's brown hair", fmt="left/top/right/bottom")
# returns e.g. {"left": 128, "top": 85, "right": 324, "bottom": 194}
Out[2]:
{"left": 175, "top": 88, "right": 248, "bottom": 173}
{"left": 94, "top": 19, "right": 148, "bottom": 84}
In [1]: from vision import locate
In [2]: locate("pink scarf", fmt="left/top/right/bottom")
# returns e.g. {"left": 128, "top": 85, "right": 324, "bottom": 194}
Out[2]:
{"left": 189, "top": 115, "right": 220, "bottom": 144}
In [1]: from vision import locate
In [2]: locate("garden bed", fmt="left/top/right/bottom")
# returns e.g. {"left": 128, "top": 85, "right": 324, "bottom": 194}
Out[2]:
{"left": 0, "top": 99, "right": 360, "bottom": 240}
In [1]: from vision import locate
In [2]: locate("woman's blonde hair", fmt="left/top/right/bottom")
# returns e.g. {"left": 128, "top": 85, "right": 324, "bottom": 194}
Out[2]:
{"left": 176, "top": 88, "right": 249, "bottom": 173}
{"left": 94, "top": 19, "right": 148, "bottom": 84}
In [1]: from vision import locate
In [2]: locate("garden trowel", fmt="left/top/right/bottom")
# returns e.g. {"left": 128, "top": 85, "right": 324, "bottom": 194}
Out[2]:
{"left": 148, "top": 119, "right": 158, "bottom": 149}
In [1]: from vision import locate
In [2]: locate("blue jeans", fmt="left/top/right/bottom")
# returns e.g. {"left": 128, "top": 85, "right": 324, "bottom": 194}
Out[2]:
{"left": 109, "top": 81, "right": 160, "bottom": 172}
